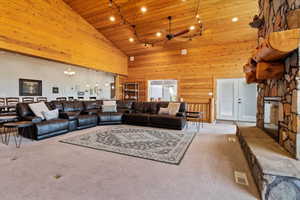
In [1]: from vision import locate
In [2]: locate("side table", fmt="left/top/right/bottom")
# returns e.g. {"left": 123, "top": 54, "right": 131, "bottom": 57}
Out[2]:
{"left": 0, "top": 115, "right": 19, "bottom": 144}
{"left": 3, "top": 121, "right": 33, "bottom": 148}
{"left": 186, "top": 111, "right": 204, "bottom": 132}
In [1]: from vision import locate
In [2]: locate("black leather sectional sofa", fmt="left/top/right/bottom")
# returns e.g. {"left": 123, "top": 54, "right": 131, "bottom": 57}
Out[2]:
{"left": 16, "top": 100, "right": 187, "bottom": 140}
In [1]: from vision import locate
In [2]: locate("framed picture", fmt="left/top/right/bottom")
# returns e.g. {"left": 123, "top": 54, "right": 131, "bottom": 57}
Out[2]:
{"left": 19, "top": 79, "right": 42, "bottom": 96}
{"left": 52, "top": 87, "right": 59, "bottom": 94}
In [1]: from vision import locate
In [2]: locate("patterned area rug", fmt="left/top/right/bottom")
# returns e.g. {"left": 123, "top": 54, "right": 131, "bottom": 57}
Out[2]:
{"left": 60, "top": 126, "right": 196, "bottom": 165}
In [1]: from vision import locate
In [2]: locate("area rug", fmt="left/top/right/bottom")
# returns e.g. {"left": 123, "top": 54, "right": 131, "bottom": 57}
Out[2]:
{"left": 60, "top": 125, "right": 196, "bottom": 165}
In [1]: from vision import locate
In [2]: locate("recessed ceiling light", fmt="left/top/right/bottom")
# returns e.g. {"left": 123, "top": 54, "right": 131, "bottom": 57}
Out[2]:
{"left": 232, "top": 17, "right": 239, "bottom": 22}
{"left": 182, "top": 0, "right": 187, "bottom": 2}
{"left": 156, "top": 32, "right": 162, "bottom": 37}
{"left": 129, "top": 37, "right": 134, "bottom": 42}
{"left": 189, "top": 26, "right": 195, "bottom": 30}
{"left": 196, "top": 14, "right": 200, "bottom": 18}
{"left": 198, "top": 20, "right": 201, "bottom": 24}
{"left": 141, "top": 6, "right": 147, "bottom": 13}
{"left": 109, "top": 16, "right": 115, "bottom": 22}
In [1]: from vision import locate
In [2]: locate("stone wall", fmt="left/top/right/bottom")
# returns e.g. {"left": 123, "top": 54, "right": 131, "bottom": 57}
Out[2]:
{"left": 256, "top": 0, "right": 300, "bottom": 158}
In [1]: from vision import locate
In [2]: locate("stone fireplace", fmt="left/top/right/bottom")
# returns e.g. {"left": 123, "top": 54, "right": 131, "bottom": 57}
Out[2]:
{"left": 256, "top": 0, "right": 300, "bottom": 159}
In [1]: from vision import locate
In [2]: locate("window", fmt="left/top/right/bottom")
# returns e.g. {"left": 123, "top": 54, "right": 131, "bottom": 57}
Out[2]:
{"left": 148, "top": 80, "right": 178, "bottom": 101}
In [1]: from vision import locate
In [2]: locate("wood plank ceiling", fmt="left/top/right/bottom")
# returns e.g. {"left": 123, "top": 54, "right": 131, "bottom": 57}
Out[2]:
{"left": 64, "top": 0, "right": 257, "bottom": 56}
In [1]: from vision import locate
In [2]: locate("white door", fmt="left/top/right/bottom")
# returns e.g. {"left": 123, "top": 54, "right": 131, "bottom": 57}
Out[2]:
{"left": 217, "top": 78, "right": 257, "bottom": 122}
{"left": 216, "top": 79, "right": 237, "bottom": 120}
{"left": 237, "top": 79, "right": 257, "bottom": 122}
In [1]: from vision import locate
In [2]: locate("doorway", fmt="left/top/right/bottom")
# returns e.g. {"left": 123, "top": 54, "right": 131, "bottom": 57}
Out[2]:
{"left": 216, "top": 78, "right": 257, "bottom": 122}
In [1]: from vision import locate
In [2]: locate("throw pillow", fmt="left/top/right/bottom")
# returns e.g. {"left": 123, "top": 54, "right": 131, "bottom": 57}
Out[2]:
{"left": 102, "top": 105, "right": 117, "bottom": 112}
{"left": 168, "top": 102, "right": 181, "bottom": 116}
{"left": 42, "top": 109, "right": 59, "bottom": 120}
{"left": 158, "top": 107, "right": 169, "bottom": 115}
{"left": 103, "top": 101, "right": 116, "bottom": 106}
{"left": 29, "top": 102, "right": 50, "bottom": 120}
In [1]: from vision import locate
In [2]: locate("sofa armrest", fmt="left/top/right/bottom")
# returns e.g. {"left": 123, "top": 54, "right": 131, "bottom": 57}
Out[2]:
{"left": 176, "top": 112, "right": 186, "bottom": 117}
{"left": 59, "top": 111, "right": 81, "bottom": 120}
{"left": 82, "top": 109, "right": 100, "bottom": 115}
{"left": 23, "top": 116, "right": 43, "bottom": 123}
{"left": 59, "top": 112, "right": 68, "bottom": 119}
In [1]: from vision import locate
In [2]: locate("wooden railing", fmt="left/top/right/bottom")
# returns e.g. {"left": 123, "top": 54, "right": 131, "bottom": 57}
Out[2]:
{"left": 187, "top": 98, "right": 215, "bottom": 123}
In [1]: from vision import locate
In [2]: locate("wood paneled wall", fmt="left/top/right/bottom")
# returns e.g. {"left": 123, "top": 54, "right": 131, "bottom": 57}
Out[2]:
{"left": 128, "top": 40, "right": 257, "bottom": 102}
{"left": 0, "top": 0, "right": 128, "bottom": 75}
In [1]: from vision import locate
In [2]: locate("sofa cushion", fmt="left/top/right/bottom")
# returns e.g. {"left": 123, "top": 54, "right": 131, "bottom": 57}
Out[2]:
{"left": 168, "top": 102, "right": 181, "bottom": 116}
{"left": 35, "top": 119, "right": 69, "bottom": 135}
{"left": 102, "top": 105, "right": 117, "bottom": 112}
{"left": 123, "top": 113, "right": 149, "bottom": 124}
{"left": 110, "top": 112, "right": 123, "bottom": 121}
{"left": 117, "top": 101, "right": 133, "bottom": 109}
{"left": 133, "top": 102, "right": 144, "bottom": 113}
{"left": 85, "top": 109, "right": 100, "bottom": 115}
{"left": 158, "top": 107, "right": 169, "bottom": 115}
{"left": 63, "top": 101, "right": 83, "bottom": 112}
{"left": 16, "top": 103, "right": 34, "bottom": 118}
{"left": 42, "top": 109, "right": 59, "bottom": 121}
{"left": 51, "top": 101, "right": 64, "bottom": 111}
{"left": 77, "top": 115, "right": 98, "bottom": 126}
{"left": 98, "top": 113, "right": 111, "bottom": 122}
{"left": 103, "top": 100, "right": 116, "bottom": 106}
{"left": 84, "top": 101, "right": 98, "bottom": 110}
{"left": 62, "top": 111, "right": 81, "bottom": 120}
{"left": 73, "top": 101, "right": 84, "bottom": 112}
{"left": 150, "top": 115, "right": 185, "bottom": 126}
{"left": 29, "top": 102, "right": 50, "bottom": 120}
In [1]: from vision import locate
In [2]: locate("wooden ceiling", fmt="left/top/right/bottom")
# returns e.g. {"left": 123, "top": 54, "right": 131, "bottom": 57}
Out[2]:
{"left": 64, "top": 0, "right": 258, "bottom": 55}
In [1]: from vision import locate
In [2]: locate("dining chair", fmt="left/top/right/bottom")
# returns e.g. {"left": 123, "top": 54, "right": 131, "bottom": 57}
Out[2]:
{"left": 0, "top": 98, "right": 6, "bottom": 113}
{"left": 56, "top": 97, "right": 67, "bottom": 101}
{"left": 68, "top": 97, "right": 74, "bottom": 101}
{"left": 37, "top": 97, "right": 47, "bottom": 102}
{"left": 6, "top": 97, "right": 19, "bottom": 112}
{"left": 22, "top": 97, "right": 35, "bottom": 103}
{"left": 0, "top": 98, "right": 5, "bottom": 106}
{"left": 78, "top": 97, "right": 84, "bottom": 100}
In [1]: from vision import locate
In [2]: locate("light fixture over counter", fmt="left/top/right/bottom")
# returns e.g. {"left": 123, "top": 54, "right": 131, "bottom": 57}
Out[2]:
{"left": 64, "top": 67, "right": 75, "bottom": 76}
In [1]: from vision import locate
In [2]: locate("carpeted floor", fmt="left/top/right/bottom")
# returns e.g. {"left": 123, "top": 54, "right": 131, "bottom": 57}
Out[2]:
{"left": 0, "top": 123, "right": 259, "bottom": 200}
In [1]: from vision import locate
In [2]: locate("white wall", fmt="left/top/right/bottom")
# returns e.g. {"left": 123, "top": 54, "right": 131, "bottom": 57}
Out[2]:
{"left": 0, "top": 50, "right": 115, "bottom": 100}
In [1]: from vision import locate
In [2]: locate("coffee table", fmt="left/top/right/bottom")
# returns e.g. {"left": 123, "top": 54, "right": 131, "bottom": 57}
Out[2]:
{"left": 3, "top": 121, "right": 33, "bottom": 148}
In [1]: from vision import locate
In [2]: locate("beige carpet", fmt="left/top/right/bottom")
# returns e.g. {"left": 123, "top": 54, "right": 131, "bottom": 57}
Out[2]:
{"left": 0, "top": 123, "right": 259, "bottom": 200}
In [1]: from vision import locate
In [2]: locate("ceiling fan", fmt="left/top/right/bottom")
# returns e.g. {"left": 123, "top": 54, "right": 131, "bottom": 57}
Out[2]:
{"left": 165, "top": 16, "right": 190, "bottom": 41}
{"left": 153, "top": 16, "right": 204, "bottom": 46}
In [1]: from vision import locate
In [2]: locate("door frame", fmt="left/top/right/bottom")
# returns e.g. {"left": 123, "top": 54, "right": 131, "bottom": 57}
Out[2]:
{"left": 216, "top": 78, "right": 239, "bottom": 121}
{"left": 215, "top": 78, "right": 257, "bottom": 122}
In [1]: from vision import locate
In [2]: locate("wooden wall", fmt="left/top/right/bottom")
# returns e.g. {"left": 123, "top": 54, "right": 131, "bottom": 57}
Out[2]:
{"left": 0, "top": 0, "right": 128, "bottom": 75}
{"left": 128, "top": 40, "right": 257, "bottom": 102}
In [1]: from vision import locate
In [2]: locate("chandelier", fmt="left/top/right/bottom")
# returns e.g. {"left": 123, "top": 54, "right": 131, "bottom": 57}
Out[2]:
{"left": 64, "top": 67, "right": 75, "bottom": 76}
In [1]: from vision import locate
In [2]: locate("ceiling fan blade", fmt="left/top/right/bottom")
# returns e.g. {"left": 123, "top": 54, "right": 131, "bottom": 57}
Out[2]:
{"left": 173, "top": 37, "right": 191, "bottom": 42}
{"left": 173, "top": 29, "right": 190, "bottom": 37}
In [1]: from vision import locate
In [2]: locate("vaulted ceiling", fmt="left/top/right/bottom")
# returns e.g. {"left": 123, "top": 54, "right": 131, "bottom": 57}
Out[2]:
{"left": 64, "top": 0, "right": 258, "bottom": 56}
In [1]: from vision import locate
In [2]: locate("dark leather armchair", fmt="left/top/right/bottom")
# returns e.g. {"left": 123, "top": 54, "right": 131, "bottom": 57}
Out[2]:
{"left": 16, "top": 103, "right": 69, "bottom": 140}
{"left": 58, "top": 101, "right": 98, "bottom": 130}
